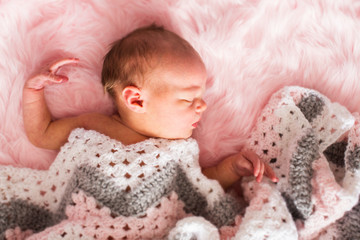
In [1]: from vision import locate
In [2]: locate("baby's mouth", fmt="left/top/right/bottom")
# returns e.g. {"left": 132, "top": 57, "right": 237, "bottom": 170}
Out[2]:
{"left": 192, "top": 119, "right": 201, "bottom": 128}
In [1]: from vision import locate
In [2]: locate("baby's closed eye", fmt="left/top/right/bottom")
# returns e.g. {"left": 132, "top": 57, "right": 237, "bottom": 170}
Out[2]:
{"left": 181, "top": 99, "right": 194, "bottom": 103}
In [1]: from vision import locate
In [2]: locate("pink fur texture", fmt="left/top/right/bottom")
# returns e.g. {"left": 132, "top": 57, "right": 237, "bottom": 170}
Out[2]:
{"left": 1, "top": 0, "right": 360, "bottom": 169}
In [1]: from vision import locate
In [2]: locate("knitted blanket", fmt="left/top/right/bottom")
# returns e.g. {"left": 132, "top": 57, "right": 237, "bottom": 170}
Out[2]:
{"left": 1, "top": 86, "right": 360, "bottom": 240}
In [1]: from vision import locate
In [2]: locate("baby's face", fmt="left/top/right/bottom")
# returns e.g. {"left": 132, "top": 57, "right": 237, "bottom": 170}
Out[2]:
{"left": 144, "top": 56, "right": 207, "bottom": 139}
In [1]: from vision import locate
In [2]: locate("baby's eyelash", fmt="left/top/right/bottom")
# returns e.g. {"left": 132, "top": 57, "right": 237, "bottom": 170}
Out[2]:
{"left": 181, "top": 99, "right": 194, "bottom": 103}
{"left": 180, "top": 99, "right": 194, "bottom": 106}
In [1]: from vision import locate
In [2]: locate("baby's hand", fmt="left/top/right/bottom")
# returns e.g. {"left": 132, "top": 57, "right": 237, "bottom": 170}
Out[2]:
{"left": 231, "top": 150, "right": 279, "bottom": 183}
{"left": 25, "top": 58, "right": 79, "bottom": 90}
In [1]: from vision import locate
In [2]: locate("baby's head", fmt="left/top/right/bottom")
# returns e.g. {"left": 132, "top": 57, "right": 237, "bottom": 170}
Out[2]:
{"left": 102, "top": 25, "right": 207, "bottom": 139}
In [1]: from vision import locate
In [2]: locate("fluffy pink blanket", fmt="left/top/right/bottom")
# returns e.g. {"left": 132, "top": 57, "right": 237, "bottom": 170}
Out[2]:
{"left": 1, "top": 0, "right": 360, "bottom": 238}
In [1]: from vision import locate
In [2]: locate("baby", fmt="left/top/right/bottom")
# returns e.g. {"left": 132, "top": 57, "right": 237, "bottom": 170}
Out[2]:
{"left": 0, "top": 24, "right": 283, "bottom": 239}
{"left": 23, "top": 25, "right": 278, "bottom": 189}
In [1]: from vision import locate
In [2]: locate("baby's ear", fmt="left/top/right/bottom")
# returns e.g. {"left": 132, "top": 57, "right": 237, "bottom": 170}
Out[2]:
{"left": 121, "top": 86, "right": 146, "bottom": 113}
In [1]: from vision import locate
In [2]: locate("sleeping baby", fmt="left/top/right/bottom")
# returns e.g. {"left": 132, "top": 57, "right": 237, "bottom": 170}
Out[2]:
{"left": 0, "top": 25, "right": 277, "bottom": 239}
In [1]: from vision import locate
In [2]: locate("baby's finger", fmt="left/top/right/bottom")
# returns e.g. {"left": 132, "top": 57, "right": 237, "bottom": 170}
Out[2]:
{"left": 49, "top": 74, "right": 69, "bottom": 84}
{"left": 256, "top": 162, "right": 265, "bottom": 182}
{"left": 242, "top": 150, "right": 261, "bottom": 177}
{"left": 232, "top": 155, "right": 254, "bottom": 176}
{"left": 49, "top": 58, "right": 79, "bottom": 74}
{"left": 39, "top": 74, "right": 68, "bottom": 88}
{"left": 264, "top": 163, "right": 279, "bottom": 182}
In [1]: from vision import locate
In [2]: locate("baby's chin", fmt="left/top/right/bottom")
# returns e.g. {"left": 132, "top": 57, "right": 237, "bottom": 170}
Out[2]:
{"left": 179, "top": 129, "right": 194, "bottom": 139}
{"left": 161, "top": 130, "right": 193, "bottom": 140}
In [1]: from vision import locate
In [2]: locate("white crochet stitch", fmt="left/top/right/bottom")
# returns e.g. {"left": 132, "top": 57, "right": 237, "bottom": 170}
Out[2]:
{"left": 167, "top": 216, "right": 220, "bottom": 240}
{"left": 236, "top": 180, "right": 298, "bottom": 240}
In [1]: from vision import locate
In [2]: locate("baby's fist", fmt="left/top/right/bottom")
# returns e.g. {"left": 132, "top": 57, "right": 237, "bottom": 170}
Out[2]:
{"left": 25, "top": 58, "right": 79, "bottom": 90}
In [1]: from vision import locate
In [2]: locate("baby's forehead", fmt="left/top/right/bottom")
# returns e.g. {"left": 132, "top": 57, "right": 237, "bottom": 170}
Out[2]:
{"left": 148, "top": 57, "right": 206, "bottom": 87}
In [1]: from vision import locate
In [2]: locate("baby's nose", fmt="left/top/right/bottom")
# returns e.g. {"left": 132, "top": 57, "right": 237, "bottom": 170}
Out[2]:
{"left": 195, "top": 99, "right": 207, "bottom": 113}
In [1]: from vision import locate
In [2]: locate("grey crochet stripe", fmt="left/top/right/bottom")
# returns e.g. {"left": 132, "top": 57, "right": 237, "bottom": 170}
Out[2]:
{"left": 0, "top": 199, "right": 59, "bottom": 238}
{"left": 324, "top": 141, "right": 347, "bottom": 167}
{"left": 281, "top": 192, "right": 303, "bottom": 221}
{"left": 174, "top": 166, "right": 208, "bottom": 216}
{"left": 0, "top": 160, "right": 243, "bottom": 236}
{"left": 346, "top": 145, "right": 360, "bottom": 173}
{"left": 175, "top": 167, "right": 243, "bottom": 228}
{"left": 58, "top": 160, "right": 178, "bottom": 217}
{"left": 204, "top": 195, "right": 245, "bottom": 227}
{"left": 296, "top": 92, "right": 325, "bottom": 123}
{"left": 336, "top": 198, "right": 360, "bottom": 240}
{"left": 58, "top": 161, "right": 243, "bottom": 227}
{"left": 283, "top": 129, "right": 319, "bottom": 220}
{"left": 0, "top": 162, "right": 179, "bottom": 237}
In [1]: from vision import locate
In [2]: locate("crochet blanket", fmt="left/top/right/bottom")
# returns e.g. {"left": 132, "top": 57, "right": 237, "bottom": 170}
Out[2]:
{"left": 1, "top": 86, "right": 360, "bottom": 240}
{"left": 0, "top": 129, "right": 243, "bottom": 239}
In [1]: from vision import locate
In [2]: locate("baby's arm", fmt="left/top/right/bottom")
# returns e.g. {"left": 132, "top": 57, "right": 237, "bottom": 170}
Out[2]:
{"left": 23, "top": 58, "right": 85, "bottom": 150}
{"left": 202, "top": 150, "right": 278, "bottom": 189}
{"left": 23, "top": 58, "right": 145, "bottom": 150}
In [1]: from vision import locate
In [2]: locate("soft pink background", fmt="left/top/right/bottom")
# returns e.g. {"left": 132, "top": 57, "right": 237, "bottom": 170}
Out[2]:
{"left": 1, "top": 0, "right": 360, "bottom": 169}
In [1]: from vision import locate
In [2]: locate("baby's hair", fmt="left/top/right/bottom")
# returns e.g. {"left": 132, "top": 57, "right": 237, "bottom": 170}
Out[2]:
{"left": 101, "top": 24, "right": 200, "bottom": 98}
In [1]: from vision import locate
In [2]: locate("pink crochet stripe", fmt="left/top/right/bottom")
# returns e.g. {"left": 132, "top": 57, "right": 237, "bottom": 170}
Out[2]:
{"left": 219, "top": 215, "right": 242, "bottom": 240}
{"left": 27, "top": 191, "right": 188, "bottom": 240}
{"left": 5, "top": 227, "right": 33, "bottom": 240}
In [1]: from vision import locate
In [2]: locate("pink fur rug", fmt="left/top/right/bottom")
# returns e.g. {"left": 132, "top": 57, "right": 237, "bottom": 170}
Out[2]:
{"left": 1, "top": 0, "right": 360, "bottom": 170}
